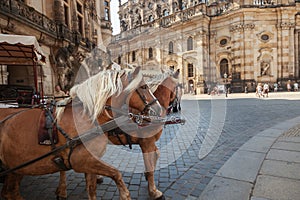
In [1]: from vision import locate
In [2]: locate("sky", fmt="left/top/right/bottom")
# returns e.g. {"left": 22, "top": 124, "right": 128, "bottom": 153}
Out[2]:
{"left": 111, "top": 0, "right": 127, "bottom": 35}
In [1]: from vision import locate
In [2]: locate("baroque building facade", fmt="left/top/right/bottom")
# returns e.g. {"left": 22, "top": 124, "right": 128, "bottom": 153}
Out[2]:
{"left": 0, "top": 0, "right": 112, "bottom": 95}
{"left": 109, "top": 0, "right": 300, "bottom": 93}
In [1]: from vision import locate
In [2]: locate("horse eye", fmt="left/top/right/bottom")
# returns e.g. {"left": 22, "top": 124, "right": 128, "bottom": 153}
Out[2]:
{"left": 141, "top": 85, "right": 147, "bottom": 89}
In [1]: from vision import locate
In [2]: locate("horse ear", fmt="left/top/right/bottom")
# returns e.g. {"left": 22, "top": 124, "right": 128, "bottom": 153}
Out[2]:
{"left": 174, "top": 69, "right": 180, "bottom": 78}
{"left": 132, "top": 66, "right": 141, "bottom": 76}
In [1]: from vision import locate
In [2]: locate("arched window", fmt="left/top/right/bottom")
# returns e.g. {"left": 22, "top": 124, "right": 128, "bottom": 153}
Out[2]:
{"left": 148, "top": 15, "right": 154, "bottom": 22}
{"left": 149, "top": 47, "right": 153, "bottom": 59}
{"left": 187, "top": 36, "right": 193, "bottom": 51}
{"left": 163, "top": 9, "right": 169, "bottom": 16}
{"left": 132, "top": 51, "right": 136, "bottom": 62}
{"left": 220, "top": 59, "right": 229, "bottom": 78}
{"left": 188, "top": 63, "right": 194, "bottom": 77}
{"left": 168, "top": 41, "right": 174, "bottom": 54}
{"left": 104, "top": 1, "right": 110, "bottom": 21}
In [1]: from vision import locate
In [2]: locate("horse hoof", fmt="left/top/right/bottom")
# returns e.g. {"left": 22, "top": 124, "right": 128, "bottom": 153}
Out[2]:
{"left": 155, "top": 195, "right": 165, "bottom": 200}
{"left": 96, "top": 176, "right": 104, "bottom": 184}
{"left": 56, "top": 197, "right": 67, "bottom": 200}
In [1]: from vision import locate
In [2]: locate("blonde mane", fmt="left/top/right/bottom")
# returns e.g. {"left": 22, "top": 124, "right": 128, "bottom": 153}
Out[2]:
{"left": 146, "top": 70, "right": 178, "bottom": 92}
{"left": 56, "top": 68, "right": 143, "bottom": 122}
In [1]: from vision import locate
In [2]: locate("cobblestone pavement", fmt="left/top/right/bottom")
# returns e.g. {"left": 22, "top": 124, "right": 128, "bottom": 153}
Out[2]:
{"left": 1, "top": 94, "right": 300, "bottom": 200}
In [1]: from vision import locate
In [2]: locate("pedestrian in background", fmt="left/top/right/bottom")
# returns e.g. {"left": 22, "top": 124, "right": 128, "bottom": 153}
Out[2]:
{"left": 263, "top": 83, "right": 269, "bottom": 97}
{"left": 294, "top": 82, "right": 298, "bottom": 92}
{"left": 273, "top": 82, "right": 278, "bottom": 92}
{"left": 287, "top": 81, "right": 292, "bottom": 92}
{"left": 54, "top": 85, "right": 66, "bottom": 102}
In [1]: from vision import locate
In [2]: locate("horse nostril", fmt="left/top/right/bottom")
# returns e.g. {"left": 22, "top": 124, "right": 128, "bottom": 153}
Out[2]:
{"left": 149, "top": 108, "right": 156, "bottom": 116}
{"left": 152, "top": 105, "right": 163, "bottom": 117}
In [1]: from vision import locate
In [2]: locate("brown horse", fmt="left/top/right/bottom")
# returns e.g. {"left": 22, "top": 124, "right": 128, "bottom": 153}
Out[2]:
{"left": 0, "top": 67, "right": 163, "bottom": 200}
{"left": 57, "top": 69, "right": 180, "bottom": 200}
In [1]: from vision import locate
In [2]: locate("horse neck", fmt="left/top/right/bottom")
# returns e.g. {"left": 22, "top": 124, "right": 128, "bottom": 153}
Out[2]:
{"left": 58, "top": 103, "right": 96, "bottom": 136}
{"left": 154, "top": 85, "right": 171, "bottom": 109}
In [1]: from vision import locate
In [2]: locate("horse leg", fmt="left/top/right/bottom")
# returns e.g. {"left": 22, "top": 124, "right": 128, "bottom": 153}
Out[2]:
{"left": 56, "top": 171, "right": 67, "bottom": 200}
{"left": 1, "top": 173, "right": 23, "bottom": 200}
{"left": 140, "top": 143, "right": 164, "bottom": 200}
{"left": 85, "top": 173, "right": 97, "bottom": 200}
{"left": 72, "top": 158, "right": 130, "bottom": 200}
{"left": 96, "top": 175, "right": 104, "bottom": 184}
{"left": 178, "top": 102, "right": 181, "bottom": 111}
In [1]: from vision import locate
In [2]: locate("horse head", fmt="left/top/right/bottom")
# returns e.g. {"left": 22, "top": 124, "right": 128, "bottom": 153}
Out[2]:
{"left": 119, "top": 66, "right": 163, "bottom": 120}
{"left": 147, "top": 69, "right": 180, "bottom": 114}
{"left": 69, "top": 66, "right": 162, "bottom": 124}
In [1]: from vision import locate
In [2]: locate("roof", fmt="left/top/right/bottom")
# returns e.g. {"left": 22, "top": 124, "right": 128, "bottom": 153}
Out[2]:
{"left": 0, "top": 34, "right": 45, "bottom": 65}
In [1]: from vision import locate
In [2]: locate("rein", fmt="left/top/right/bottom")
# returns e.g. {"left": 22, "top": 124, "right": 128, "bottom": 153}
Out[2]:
{"left": 0, "top": 105, "right": 41, "bottom": 124}
{"left": 135, "top": 88, "right": 158, "bottom": 114}
{"left": 0, "top": 115, "right": 130, "bottom": 177}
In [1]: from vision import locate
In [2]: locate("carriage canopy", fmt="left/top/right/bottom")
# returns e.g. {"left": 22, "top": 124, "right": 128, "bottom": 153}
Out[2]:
{"left": 0, "top": 34, "right": 46, "bottom": 99}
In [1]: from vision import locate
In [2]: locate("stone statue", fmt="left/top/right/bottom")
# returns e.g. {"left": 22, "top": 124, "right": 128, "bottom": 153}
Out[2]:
{"left": 156, "top": 4, "right": 162, "bottom": 18}
{"left": 55, "top": 44, "right": 76, "bottom": 88}
{"left": 261, "top": 62, "right": 270, "bottom": 76}
{"left": 120, "top": 19, "right": 128, "bottom": 31}
{"left": 85, "top": 48, "right": 112, "bottom": 75}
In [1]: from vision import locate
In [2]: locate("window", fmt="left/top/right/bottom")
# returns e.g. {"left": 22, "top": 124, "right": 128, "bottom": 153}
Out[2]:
{"left": 188, "top": 63, "right": 194, "bottom": 77}
{"left": 105, "top": 8, "right": 110, "bottom": 20}
{"left": 163, "top": 9, "right": 169, "bottom": 16}
{"left": 168, "top": 41, "right": 174, "bottom": 54}
{"left": 76, "top": 1, "right": 84, "bottom": 35}
{"left": 148, "top": 47, "right": 153, "bottom": 59}
{"left": 261, "top": 34, "right": 269, "bottom": 41}
{"left": 220, "top": 59, "right": 229, "bottom": 78}
{"left": 118, "top": 56, "right": 121, "bottom": 64}
{"left": 104, "top": 1, "right": 110, "bottom": 21}
{"left": 77, "top": 2, "right": 82, "bottom": 13}
{"left": 148, "top": 15, "right": 154, "bottom": 22}
{"left": 187, "top": 36, "right": 193, "bottom": 51}
{"left": 63, "top": 0, "right": 70, "bottom": 27}
{"left": 132, "top": 51, "right": 136, "bottom": 62}
{"left": 220, "top": 38, "right": 227, "bottom": 46}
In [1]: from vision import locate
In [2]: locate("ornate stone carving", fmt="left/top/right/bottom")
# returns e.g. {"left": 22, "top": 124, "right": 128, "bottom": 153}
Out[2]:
{"left": 244, "top": 23, "right": 255, "bottom": 31}
{"left": 230, "top": 23, "right": 255, "bottom": 32}
{"left": 277, "top": 22, "right": 295, "bottom": 30}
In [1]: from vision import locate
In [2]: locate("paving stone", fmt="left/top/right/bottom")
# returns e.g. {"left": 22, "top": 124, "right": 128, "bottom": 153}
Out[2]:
{"left": 216, "top": 150, "right": 265, "bottom": 183}
{"left": 260, "top": 159, "right": 300, "bottom": 180}
{"left": 278, "top": 136, "right": 300, "bottom": 143}
{"left": 199, "top": 176, "right": 252, "bottom": 200}
{"left": 266, "top": 149, "right": 300, "bottom": 163}
{"left": 239, "top": 135, "right": 276, "bottom": 153}
{"left": 272, "top": 140, "right": 300, "bottom": 152}
{"left": 271, "top": 122, "right": 297, "bottom": 131}
{"left": 250, "top": 197, "right": 271, "bottom": 200}
{"left": 257, "top": 127, "right": 282, "bottom": 138}
{"left": 253, "top": 175, "right": 300, "bottom": 200}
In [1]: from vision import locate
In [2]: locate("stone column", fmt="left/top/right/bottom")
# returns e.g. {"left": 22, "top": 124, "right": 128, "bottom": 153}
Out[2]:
{"left": 54, "top": 0, "right": 64, "bottom": 23}
{"left": 243, "top": 23, "right": 255, "bottom": 81}
{"left": 71, "top": 0, "right": 78, "bottom": 32}
{"left": 0, "top": 65, "right": 8, "bottom": 85}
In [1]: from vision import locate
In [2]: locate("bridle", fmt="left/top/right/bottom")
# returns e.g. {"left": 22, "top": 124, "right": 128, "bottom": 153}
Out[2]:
{"left": 135, "top": 84, "right": 159, "bottom": 115}
{"left": 103, "top": 72, "right": 161, "bottom": 126}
